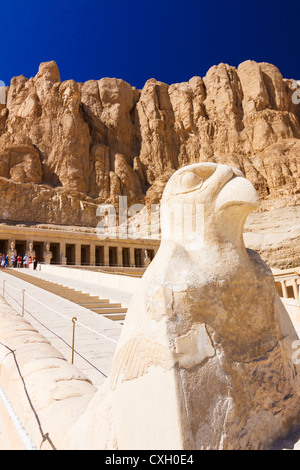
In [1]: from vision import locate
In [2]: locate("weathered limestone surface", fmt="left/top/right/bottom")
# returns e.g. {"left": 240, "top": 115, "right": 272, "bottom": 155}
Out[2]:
{"left": 0, "top": 60, "right": 299, "bottom": 229}
{"left": 69, "top": 163, "right": 300, "bottom": 450}
{"left": 244, "top": 205, "right": 300, "bottom": 269}
{"left": 0, "top": 296, "right": 97, "bottom": 450}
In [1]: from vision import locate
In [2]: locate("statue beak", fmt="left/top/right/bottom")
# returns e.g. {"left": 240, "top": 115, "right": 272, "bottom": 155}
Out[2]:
{"left": 215, "top": 176, "right": 260, "bottom": 212}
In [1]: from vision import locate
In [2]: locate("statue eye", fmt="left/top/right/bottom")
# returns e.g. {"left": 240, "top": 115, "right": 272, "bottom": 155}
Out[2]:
{"left": 181, "top": 172, "right": 203, "bottom": 190}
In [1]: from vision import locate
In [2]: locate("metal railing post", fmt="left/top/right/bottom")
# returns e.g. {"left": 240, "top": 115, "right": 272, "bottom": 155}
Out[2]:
{"left": 22, "top": 289, "right": 25, "bottom": 317}
{"left": 71, "top": 317, "right": 77, "bottom": 364}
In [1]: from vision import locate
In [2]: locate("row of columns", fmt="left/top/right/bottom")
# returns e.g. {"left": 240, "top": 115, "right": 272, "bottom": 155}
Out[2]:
{"left": 60, "top": 242, "right": 156, "bottom": 267}
{"left": 279, "top": 278, "right": 299, "bottom": 301}
{"left": 0, "top": 238, "right": 158, "bottom": 268}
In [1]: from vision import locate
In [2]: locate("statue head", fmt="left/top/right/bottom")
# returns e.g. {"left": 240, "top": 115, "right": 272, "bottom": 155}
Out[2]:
{"left": 160, "top": 162, "right": 259, "bottom": 252}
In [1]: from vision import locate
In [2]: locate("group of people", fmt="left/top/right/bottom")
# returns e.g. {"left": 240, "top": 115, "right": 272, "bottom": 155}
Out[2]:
{"left": 0, "top": 252, "right": 38, "bottom": 269}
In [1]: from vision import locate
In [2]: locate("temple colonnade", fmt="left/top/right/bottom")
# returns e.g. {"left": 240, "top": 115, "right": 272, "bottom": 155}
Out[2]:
{"left": 273, "top": 269, "right": 300, "bottom": 302}
{"left": 0, "top": 224, "right": 160, "bottom": 268}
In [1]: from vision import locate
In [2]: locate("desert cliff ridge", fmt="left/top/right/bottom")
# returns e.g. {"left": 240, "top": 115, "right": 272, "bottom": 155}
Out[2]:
{"left": 0, "top": 60, "right": 299, "bottom": 267}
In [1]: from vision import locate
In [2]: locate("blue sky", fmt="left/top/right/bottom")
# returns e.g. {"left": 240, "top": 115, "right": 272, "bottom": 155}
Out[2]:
{"left": 0, "top": 0, "right": 299, "bottom": 89}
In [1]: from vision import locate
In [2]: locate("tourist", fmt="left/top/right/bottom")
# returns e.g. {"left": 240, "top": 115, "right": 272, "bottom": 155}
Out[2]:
{"left": 23, "top": 254, "right": 28, "bottom": 268}
{"left": 17, "top": 254, "right": 22, "bottom": 268}
{"left": 11, "top": 253, "right": 16, "bottom": 267}
{"left": 28, "top": 256, "right": 32, "bottom": 267}
{"left": 4, "top": 255, "right": 8, "bottom": 268}
{"left": 0, "top": 254, "right": 4, "bottom": 269}
{"left": 33, "top": 255, "right": 38, "bottom": 270}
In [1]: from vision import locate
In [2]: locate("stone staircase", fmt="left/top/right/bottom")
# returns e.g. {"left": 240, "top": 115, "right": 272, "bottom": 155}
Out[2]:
{"left": 5, "top": 269, "right": 127, "bottom": 322}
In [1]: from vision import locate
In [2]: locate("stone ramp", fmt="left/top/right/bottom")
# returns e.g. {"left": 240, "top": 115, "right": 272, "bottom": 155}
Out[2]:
{"left": 0, "top": 295, "right": 98, "bottom": 450}
{"left": 4, "top": 268, "right": 127, "bottom": 323}
{"left": 0, "top": 270, "right": 122, "bottom": 388}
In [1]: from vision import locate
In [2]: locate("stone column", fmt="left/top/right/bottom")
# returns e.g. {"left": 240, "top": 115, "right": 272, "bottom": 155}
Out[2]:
{"left": 292, "top": 279, "right": 298, "bottom": 299}
{"left": 117, "top": 246, "right": 123, "bottom": 267}
{"left": 280, "top": 280, "right": 288, "bottom": 298}
{"left": 104, "top": 244, "right": 109, "bottom": 266}
{"left": 75, "top": 244, "right": 81, "bottom": 266}
{"left": 129, "top": 246, "right": 135, "bottom": 267}
{"left": 90, "top": 243, "right": 96, "bottom": 266}
{"left": 60, "top": 242, "right": 67, "bottom": 266}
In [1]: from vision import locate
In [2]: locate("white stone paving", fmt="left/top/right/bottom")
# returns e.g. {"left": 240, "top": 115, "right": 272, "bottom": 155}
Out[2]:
{"left": 24, "top": 266, "right": 133, "bottom": 307}
{"left": 0, "top": 268, "right": 125, "bottom": 388}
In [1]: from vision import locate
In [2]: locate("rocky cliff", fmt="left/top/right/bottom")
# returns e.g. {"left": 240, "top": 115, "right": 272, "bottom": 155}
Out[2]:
{"left": 0, "top": 60, "right": 299, "bottom": 228}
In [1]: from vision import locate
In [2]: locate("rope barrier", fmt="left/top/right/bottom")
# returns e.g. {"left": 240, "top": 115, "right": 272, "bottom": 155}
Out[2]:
{"left": 1, "top": 278, "right": 118, "bottom": 343}
{"left": 2, "top": 280, "right": 21, "bottom": 291}
{"left": 24, "top": 291, "right": 73, "bottom": 322}
{"left": 23, "top": 290, "right": 118, "bottom": 343}
{"left": 0, "top": 273, "right": 120, "bottom": 450}
{"left": 1, "top": 275, "right": 118, "bottom": 377}
{"left": 71, "top": 318, "right": 118, "bottom": 344}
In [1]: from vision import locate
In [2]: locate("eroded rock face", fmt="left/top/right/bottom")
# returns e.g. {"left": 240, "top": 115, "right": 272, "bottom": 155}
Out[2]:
{"left": 0, "top": 133, "right": 42, "bottom": 184}
{"left": 0, "top": 59, "right": 299, "bottom": 228}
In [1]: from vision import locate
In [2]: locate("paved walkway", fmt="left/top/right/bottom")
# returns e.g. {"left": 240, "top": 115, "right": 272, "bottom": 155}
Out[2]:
{"left": 0, "top": 268, "right": 126, "bottom": 388}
